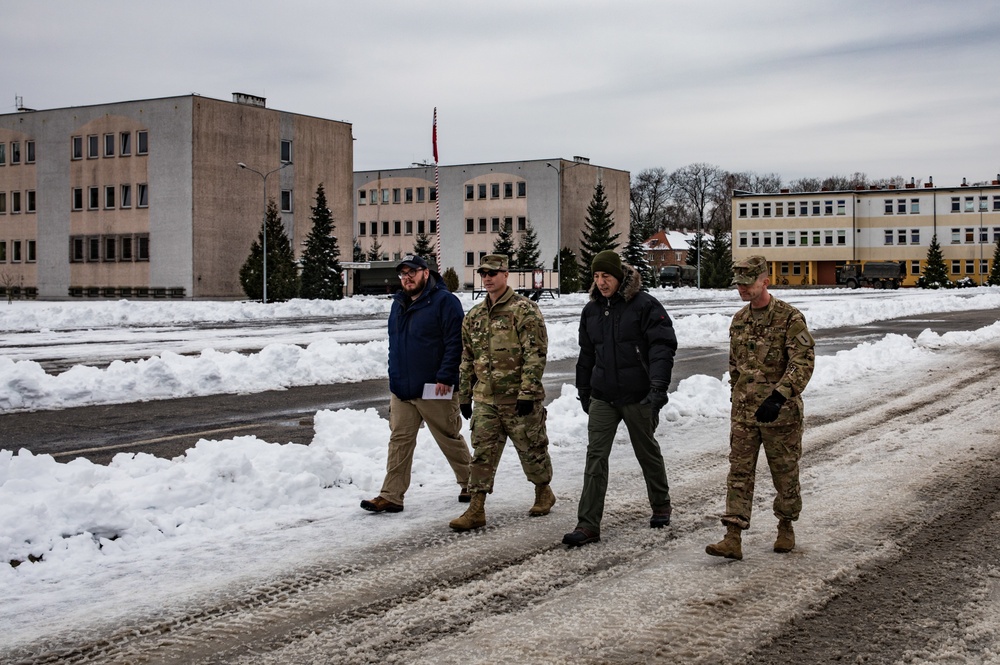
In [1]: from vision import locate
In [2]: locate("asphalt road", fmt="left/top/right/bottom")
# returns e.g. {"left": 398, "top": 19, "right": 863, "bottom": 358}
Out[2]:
{"left": 2, "top": 308, "right": 996, "bottom": 465}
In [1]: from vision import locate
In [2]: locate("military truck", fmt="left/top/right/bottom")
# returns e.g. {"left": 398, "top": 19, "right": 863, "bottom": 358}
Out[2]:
{"left": 659, "top": 265, "right": 698, "bottom": 287}
{"left": 835, "top": 261, "right": 904, "bottom": 289}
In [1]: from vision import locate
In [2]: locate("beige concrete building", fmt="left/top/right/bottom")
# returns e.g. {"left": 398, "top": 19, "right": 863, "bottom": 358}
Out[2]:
{"left": 0, "top": 93, "right": 353, "bottom": 299}
{"left": 732, "top": 178, "right": 1000, "bottom": 286}
{"left": 354, "top": 157, "right": 630, "bottom": 290}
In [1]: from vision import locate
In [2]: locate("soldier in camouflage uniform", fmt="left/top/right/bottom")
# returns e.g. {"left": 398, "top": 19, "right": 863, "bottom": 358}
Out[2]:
{"left": 706, "top": 255, "right": 815, "bottom": 560}
{"left": 449, "top": 254, "right": 555, "bottom": 531}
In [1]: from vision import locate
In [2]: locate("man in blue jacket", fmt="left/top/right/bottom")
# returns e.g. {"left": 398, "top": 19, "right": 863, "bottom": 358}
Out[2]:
{"left": 361, "top": 255, "right": 472, "bottom": 513}
{"left": 563, "top": 250, "right": 677, "bottom": 546}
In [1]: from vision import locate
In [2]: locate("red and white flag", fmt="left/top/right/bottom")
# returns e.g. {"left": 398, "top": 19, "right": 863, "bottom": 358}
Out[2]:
{"left": 432, "top": 107, "right": 438, "bottom": 164}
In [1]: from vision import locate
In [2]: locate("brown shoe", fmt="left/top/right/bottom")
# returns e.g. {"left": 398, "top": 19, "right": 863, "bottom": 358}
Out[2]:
{"left": 774, "top": 519, "right": 795, "bottom": 553}
{"left": 706, "top": 524, "right": 743, "bottom": 560}
{"left": 360, "top": 496, "right": 403, "bottom": 513}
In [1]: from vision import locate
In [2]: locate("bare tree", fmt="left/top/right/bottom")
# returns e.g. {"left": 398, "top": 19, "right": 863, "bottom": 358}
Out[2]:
{"left": 630, "top": 167, "right": 674, "bottom": 239}
{"left": 669, "top": 163, "right": 726, "bottom": 234}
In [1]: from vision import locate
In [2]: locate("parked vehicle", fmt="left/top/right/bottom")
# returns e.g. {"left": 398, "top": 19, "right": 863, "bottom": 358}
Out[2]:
{"left": 659, "top": 265, "right": 698, "bottom": 287}
{"left": 835, "top": 262, "right": 905, "bottom": 289}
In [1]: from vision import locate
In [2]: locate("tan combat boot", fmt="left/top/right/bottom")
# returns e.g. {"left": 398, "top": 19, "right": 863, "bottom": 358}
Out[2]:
{"left": 774, "top": 518, "right": 795, "bottom": 553}
{"left": 449, "top": 492, "right": 486, "bottom": 531}
{"left": 528, "top": 483, "right": 556, "bottom": 516}
{"left": 706, "top": 524, "right": 743, "bottom": 560}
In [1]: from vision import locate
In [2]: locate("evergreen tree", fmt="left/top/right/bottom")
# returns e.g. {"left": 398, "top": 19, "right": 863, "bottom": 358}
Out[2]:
{"left": 442, "top": 266, "right": 459, "bottom": 292}
{"left": 515, "top": 221, "right": 542, "bottom": 270}
{"left": 492, "top": 219, "right": 516, "bottom": 266}
{"left": 686, "top": 232, "right": 706, "bottom": 288}
{"left": 367, "top": 237, "right": 384, "bottom": 262}
{"left": 578, "top": 182, "right": 621, "bottom": 290}
{"left": 353, "top": 241, "right": 364, "bottom": 262}
{"left": 988, "top": 236, "right": 1000, "bottom": 286}
{"left": 555, "top": 247, "right": 582, "bottom": 293}
{"left": 239, "top": 198, "right": 299, "bottom": 302}
{"left": 623, "top": 221, "right": 654, "bottom": 290}
{"left": 702, "top": 232, "right": 733, "bottom": 288}
{"left": 299, "top": 183, "right": 343, "bottom": 300}
{"left": 413, "top": 232, "right": 435, "bottom": 262}
{"left": 918, "top": 234, "right": 950, "bottom": 288}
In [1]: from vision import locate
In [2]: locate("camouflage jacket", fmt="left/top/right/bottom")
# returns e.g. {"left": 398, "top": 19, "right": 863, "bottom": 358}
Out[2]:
{"left": 729, "top": 295, "right": 815, "bottom": 425}
{"left": 459, "top": 286, "right": 548, "bottom": 405}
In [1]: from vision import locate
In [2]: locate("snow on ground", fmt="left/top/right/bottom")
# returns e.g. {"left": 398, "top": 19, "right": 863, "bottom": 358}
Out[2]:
{"left": 0, "top": 287, "right": 999, "bottom": 653}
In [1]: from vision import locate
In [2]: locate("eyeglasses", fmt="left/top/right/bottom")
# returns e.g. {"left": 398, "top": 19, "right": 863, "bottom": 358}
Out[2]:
{"left": 478, "top": 269, "right": 502, "bottom": 277}
{"left": 397, "top": 269, "right": 423, "bottom": 279}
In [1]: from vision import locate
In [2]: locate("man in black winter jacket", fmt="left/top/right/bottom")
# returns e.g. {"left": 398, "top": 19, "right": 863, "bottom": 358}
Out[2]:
{"left": 563, "top": 251, "right": 678, "bottom": 547}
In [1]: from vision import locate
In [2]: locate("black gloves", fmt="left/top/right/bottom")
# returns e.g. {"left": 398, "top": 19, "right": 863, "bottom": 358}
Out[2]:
{"left": 515, "top": 399, "right": 535, "bottom": 416}
{"left": 460, "top": 402, "right": 472, "bottom": 420}
{"left": 754, "top": 390, "right": 787, "bottom": 423}
{"left": 578, "top": 389, "right": 591, "bottom": 414}
{"left": 641, "top": 388, "right": 669, "bottom": 411}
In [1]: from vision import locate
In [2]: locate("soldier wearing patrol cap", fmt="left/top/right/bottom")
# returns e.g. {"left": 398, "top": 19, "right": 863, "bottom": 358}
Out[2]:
{"left": 449, "top": 254, "right": 555, "bottom": 531}
{"left": 706, "top": 255, "right": 815, "bottom": 560}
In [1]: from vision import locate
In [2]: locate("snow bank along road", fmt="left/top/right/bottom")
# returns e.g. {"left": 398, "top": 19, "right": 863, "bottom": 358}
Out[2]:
{"left": 7, "top": 315, "right": 1000, "bottom": 663}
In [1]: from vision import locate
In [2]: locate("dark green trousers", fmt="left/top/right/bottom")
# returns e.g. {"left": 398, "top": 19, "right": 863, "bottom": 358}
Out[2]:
{"left": 576, "top": 398, "right": 671, "bottom": 534}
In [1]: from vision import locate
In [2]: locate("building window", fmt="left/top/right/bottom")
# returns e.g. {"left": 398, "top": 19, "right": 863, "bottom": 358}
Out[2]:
{"left": 981, "top": 259, "right": 989, "bottom": 274}
{"left": 370, "top": 221, "right": 378, "bottom": 236}
{"left": 994, "top": 196, "right": 1000, "bottom": 211}
{"left": 799, "top": 201, "right": 808, "bottom": 216}
{"left": 775, "top": 231, "right": 784, "bottom": 246}
{"left": 416, "top": 187, "right": 425, "bottom": 203}
{"left": 358, "top": 190, "right": 366, "bottom": 205}
{"left": 0, "top": 192, "right": 5, "bottom": 214}
{"left": 26, "top": 141, "right": 35, "bottom": 163}
{"left": 812, "top": 201, "right": 820, "bottom": 216}
{"left": 137, "top": 183, "right": 149, "bottom": 208}
{"left": 281, "top": 190, "right": 293, "bottom": 212}
{"left": 88, "top": 187, "right": 99, "bottom": 210}
{"left": 491, "top": 183, "right": 500, "bottom": 199}
{"left": 393, "top": 220, "right": 401, "bottom": 235}
{"left": 897, "top": 229, "right": 906, "bottom": 245}
{"left": 121, "top": 236, "right": 133, "bottom": 261}
{"left": 812, "top": 230, "right": 821, "bottom": 246}
{"left": 981, "top": 227, "right": 989, "bottom": 243}
{"left": 121, "top": 184, "right": 131, "bottom": 208}
{"left": 88, "top": 236, "right": 100, "bottom": 261}
{"left": 72, "top": 188, "right": 83, "bottom": 211}
{"left": 517, "top": 216, "right": 526, "bottom": 231}
{"left": 120, "top": 132, "right": 131, "bottom": 156}
{"left": 776, "top": 202, "right": 784, "bottom": 217}
{"left": 911, "top": 261, "right": 920, "bottom": 275}
{"left": 980, "top": 196, "right": 988, "bottom": 212}
{"left": 512, "top": 182, "right": 524, "bottom": 198}
{"left": 392, "top": 188, "right": 401, "bottom": 204}
{"left": 751, "top": 231, "right": 760, "bottom": 247}
{"left": 368, "top": 189, "right": 376, "bottom": 205}
{"left": 738, "top": 203, "right": 747, "bottom": 218}
{"left": 9, "top": 191, "right": 21, "bottom": 214}
{"left": 418, "top": 219, "right": 426, "bottom": 234}
{"left": 105, "top": 237, "right": 117, "bottom": 262}
{"left": 951, "top": 228, "right": 960, "bottom": 243}
{"left": 381, "top": 221, "right": 389, "bottom": 236}
{"left": 88, "top": 135, "right": 99, "bottom": 159}
{"left": 910, "top": 229, "right": 920, "bottom": 244}
{"left": 280, "top": 140, "right": 292, "bottom": 163}
{"left": 751, "top": 203, "right": 759, "bottom": 217}
{"left": 994, "top": 227, "right": 1000, "bottom": 243}
{"left": 504, "top": 182, "right": 513, "bottom": 198}
{"left": 825, "top": 200, "right": 833, "bottom": 215}
{"left": 465, "top": 185, "right": 474, "bottom": 201}
{"left": 950, "top": 260, "right": 960, "bottom": 274}
{"left": 884, "top": 230, "right": 894, "bottom": 245}
{"left": 491, "top": 217, "right": 500, "bottom": 233}
{"left": 824, "top": 230, "right": 834, "bottom": 245}
{"left": 137, "top": 235, "right": 150, "bottom": 261}
{"left": 357, "top": 223, "right": 366, "bottom": 236}
{"left": 951, "top": 197, "right": 960, "bottom": 212}
{"left": 10, "top": 142, "right": 21, "bottom": 164}
{"left": 765, "top": 202, "right": 775, "bottom": 216}
{"left": 897, "top": 199, "right": 906, "bottom": 214}
{"left": 26, "top": 190, "right": 36, "bottom": 213}
{"left": 429, "top": 187, "right": 437, "bottom": 201}
{"left": 478, "top": 218, "right": 487, "bottom": 233}
{"left": 466, "top": 252, "right": 475, "bottom": 266}
{"left": 12, "top": 240, "right": 22, "bottom": 262}
{"left": 405, "top": 220, "right": 413, "bottom": 235}
{"left": 69, "top": 237, "right": 83, "bottom": 262}
{"left": 137, "top": 131, "right": 148, "bottom": 155}
{"left": 21, "top": 240, "right": 32, "bottom": 261}
{"left": 763, "top": 232, "right": 772, "bottom": 247}
{"left": 910, "top": 199, "right": 919, "bottom": 214}
{"left": 104, "top": 133, "right": 115, "bottom": 157}
{"left": 0, "top": 142, "right": 5, "bottom": 165}
{"left": 837, "top": 230, "right": 846, "bottom": 245}
{"left": 381, "top": 189, "right": 390, "bottom": 204}
{"left": 965, "top": 260, "right": 974, "bottom": 274}
{"left": 786, "top": 232, "right": 796, "bottom": 247}
{"left": 466, "top": 218, "right": 474, "bottom": 233}
{"left": 429, "top": 219, "right": 436, "bottom": 234}
{"left": 786, "top": 203, "right": 795, "bottom": 218}
{"left": 884, "top": 199, "right": 893, "bottom": 214}
{"left": 105, "top": 186, "right": 115, "bottom": 209}
{"left": 0, "top": 241, "right": 6, "bottom": 262}
{"left": 965, "top": 197, "right": 974, "bottom": 213}
{"left": 738, "top": 231, "right": 748, "bottom": 247}
{"left": 478, "top": 184, "right": 487, "bottom": 200}
{"left": 837, "top": 200, "right": 846, "bottom": 215}
{"left": 405, "top": 188, "right": 413, "bottom": 203}
{"left": 965, "top": 228, "right": 974, "bottom": 242}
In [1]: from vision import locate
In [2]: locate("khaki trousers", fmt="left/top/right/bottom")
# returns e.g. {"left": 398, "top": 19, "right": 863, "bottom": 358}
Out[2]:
{"left": 379, "top": 393, "right": 472, "bottom": 505}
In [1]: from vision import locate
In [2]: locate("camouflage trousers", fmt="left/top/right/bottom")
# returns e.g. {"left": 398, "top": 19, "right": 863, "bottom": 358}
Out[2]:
{"left": 467, "top": 401, "right": 553, "bottom": 494}
{"left": 721, "top": 419, "right": 802, "bottom": 529}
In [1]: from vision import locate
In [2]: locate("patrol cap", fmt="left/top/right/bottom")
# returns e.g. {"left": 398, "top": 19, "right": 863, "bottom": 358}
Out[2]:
{"left": 731, "top": 255, "right": 768, "bottom": 285}
{"left": 479, "top": 254, "right": 509, "bottom": 272}
{"left": 396, "top": 254, "right": 429, "bottom": 272}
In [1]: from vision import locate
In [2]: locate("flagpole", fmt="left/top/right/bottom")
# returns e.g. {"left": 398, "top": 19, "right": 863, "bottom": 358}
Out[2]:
{"left": 433, "top": 108, "right": 442, "bottom": 272}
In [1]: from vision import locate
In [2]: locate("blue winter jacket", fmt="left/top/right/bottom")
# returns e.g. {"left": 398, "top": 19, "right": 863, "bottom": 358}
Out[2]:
{"left": 388, "top": 273, "right": 465, "bottom": 400}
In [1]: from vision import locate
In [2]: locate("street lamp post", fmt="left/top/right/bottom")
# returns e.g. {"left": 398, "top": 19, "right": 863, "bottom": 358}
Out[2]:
{"left": 238, "top": 161, "right": 291, "bottom": 303}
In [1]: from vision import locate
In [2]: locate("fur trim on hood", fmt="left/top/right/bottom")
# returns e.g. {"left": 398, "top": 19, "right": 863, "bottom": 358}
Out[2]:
{"left": 588, "top": 262, "right": 643, "bottom": 302}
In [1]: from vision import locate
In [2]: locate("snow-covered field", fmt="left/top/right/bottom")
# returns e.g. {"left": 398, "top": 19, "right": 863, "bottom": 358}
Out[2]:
{"left": 2, "top": 286, "right": 999, "bottom": 663}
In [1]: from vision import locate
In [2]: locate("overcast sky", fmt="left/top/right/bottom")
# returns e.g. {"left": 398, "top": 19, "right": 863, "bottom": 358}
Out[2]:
{"left": 5, "top": 1, "right": 998, "bottom": 187}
